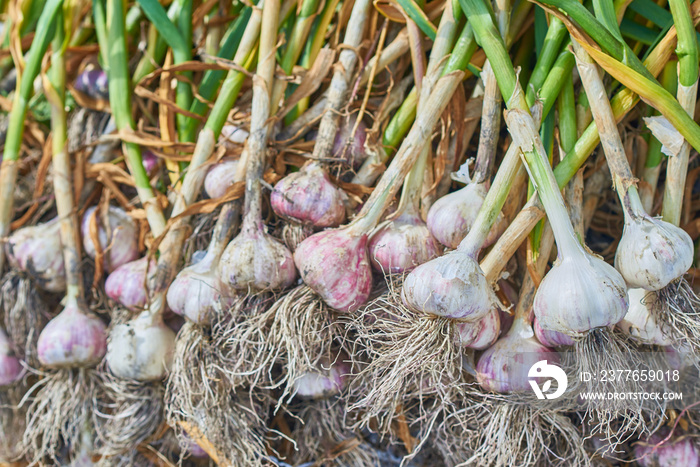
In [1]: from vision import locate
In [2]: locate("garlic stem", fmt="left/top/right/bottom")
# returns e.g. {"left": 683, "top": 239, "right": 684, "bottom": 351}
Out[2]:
{"left": 472, "top": 61, "right": 501, "bottom": 184}
{"left": 573, "top": 43, "right": 654, "bottom": 226}
{"left": 241, "top": 0, "right": 278, "bottom": 233}
{"left": 663, "top": 0, "right": 698, "bottom": 226}
{"left": 310, "top": 0, "right": 371, "bottom": 162}
{"left": 48, "top": 17, "right": 84, "bottom": 301}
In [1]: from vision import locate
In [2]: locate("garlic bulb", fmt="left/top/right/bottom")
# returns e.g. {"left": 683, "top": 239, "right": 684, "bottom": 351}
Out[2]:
{"left": 634, "top": 430, "right": 700, "bottom": 467}
{"left": 533, "top": 318, "right": 576, "bottom": 348}
{"left": 219, "top": 220, "right": 297, "bottom": 292}
{"left": 368, "top": 210, "right": 442, "bottom": 273}
{"left": 81, "top": 206, "right": 139, "bottom": 273}
{"left": 294, "top": 228, "right": 372, "bottom": 312}
{"left": 617, "top": 288, "right": 672, "bottom": 346}
{"left": 142, "top": 150, "right": 160, "bottom": 175}
{"left": 6, "top": 218, "right": 65, "bottom": 292}
{"left": 334, "top": 114, "right": 368, "bottom": 170}
{"left": 615, "top": 213, "right": 694, "bottom": 291}
{"left": 401, "top": 250, "right": 496, "bottom": 321}
{"left": 466, "top": 308, "right": 501, "bottom": 350}
{"left": 106, "top": 307, "right": 175, "bottom": 381}
{"left": 0, "top": 328, "right": 22, "bottom": 386}
{"left": 476, "top": 331, "right": 559, "bottom": 393}
{"left": 293, "top": 358, "right": 350, "bottom": 399}
{"left": 204, "top": 159, "right": 239, "bottom": 199}
{"left": 37, "top": 297, "right": 107, "bottom": 368}
{"left": 534, "top": 252, "right": 629, "bottom": 336}
{"left": 427, "top": 182, "right": 508, "bottom": 249}
{"left": 220, "top": 124, "right": 249, "bottom": 149}
{"left": 105, "top": 257, "right": 156, "bottom": 310}
{"left": 167, "top": 250, "right": 233, "bottom": 324}
{"left": 74, "top": 67, "right": 109, "bottom": 99}
{"left": 271, "top": 161, "right": 347, "bottom": 228}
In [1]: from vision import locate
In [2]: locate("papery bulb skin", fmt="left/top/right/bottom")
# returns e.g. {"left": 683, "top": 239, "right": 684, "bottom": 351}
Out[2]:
{"left": 534, "top": 253, "right": 629, "bottom": 335}
{"left": 0, "top": 329, "right": 22, "bottom": 386}
{"left": 74, "top": 68, "right": 109, "bottom": 99}
{"left": 401, "top": 250, "right": 495, "bottom": 321}
{"left": 37, "top": 298, "right": 107, "bottom": 368}
{"left": 476, "top": 332, "right": 559, "bottom": 393}
{"left": 220, "top": 124, "right": 249, "bottom": 149}
{"left": 427, "top": 182, "right": 508, "bottom": 249}
{"left": 293, "top": 358, "right": 350, "bottom": 399}
{"left": 204, "top": 159, "right": 239, "bottom": 199}
{"left": 334, "top": 115, "right": 368, "bottom": 169}
{"left": 271, "top": 161, "right": 346, "bottom": 228}
{"left": 294, "top": 228, "right": 372, "bottom": 312}
{"left": 81, "top": 206, "right": 139, "bottom": 273}
{"left": 6, "top": 219, "right": 65, "bottom": 292}
{"left": 617, "top": 288, "right": 673, "bottom": 346}
{"left": 534, "top": 318, "right": 576, "bottom": 347}
{"left": 368, "top": 210, "right": 442, "bottom": 273}
{"left": 106, "top": 309, "right": 175, "bottom": 381}
{"left": 634, "top": 431, "right": 700, "bottom": 467}
{"left": 615, "top": 214, "right": 694, "bottom": 291}
{"left": 167, "top": 251, "right": 233, "bottom": 324}
{"left": 105, "top": 257, "right": 156, "bottom": 310}
{"left": 467, "top": 308, "right": 501, "bottom": 350}
{"left": 219, "top": 221, "right": 297, "bottom": 292}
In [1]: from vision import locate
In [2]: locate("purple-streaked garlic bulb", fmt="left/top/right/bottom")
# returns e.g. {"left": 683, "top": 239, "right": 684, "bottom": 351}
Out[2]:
{"left": 220, "top": 124, "right": 249, "bottom": 150}
{"left": 271, "top": 161, "right": 347, "bottom": 228}
{"left": 401, "top": 250, "right": 497, "bottom": 321}
{"left": 36, "top": 297, "right": 107, "bottom": 368}
{"left": 615, "top": 212, "right": 694, "bottom": 291}
{"left": 634, "top": 430, "right": 700, "bottom": 467}
{"left": 142, "top": 150, "right": 160, "bottom": 175}
{"left": 219, "top": 219, "right": 297, "bottom": 292}
{"left": 81, "top": 206, "right": 139, "bottom": 273}
{"left": 6, "top": 218, "right": 65, "bottom": 292}
{"left": 74, "top": 67, "right": 109, "bottom": 99}
{"left": 294, "top": 227, "right": 372, "bottom": 312}
{"left": 293, "top": 357, "right": 350, "bottom": 399}
{"left": 106, "top": 307, "right": 175, "bottom": 381}
{"left": 465, "top": 308, "right": 501, "bottom": 350}
{"left": 334, "top": 114, "right": 368, "bottom": 170}
{"left": 183, "top": 435, "right": 209, "bottom": 459}
{"left": 617, "top": 288, "right": 673, "bottom": 346}
{"left": 0, "top": 328, "right": 22, "bottom": 386}
{"left": 533, "top": 318, "right": 576, "bottom": 348}
{"left": 204, "top": 159, "right": 239, "bottom": 199}
{"left": 427, "top": 181, "right": 508, "bottom": 250}
{"left": 533, "top": 246, "right": 629, "bottom": 336}
{"left": 105, "top": 257, "right": 156, "bottom": 310}
{"left": 476, "top": 329, "right": 559, "bottom": 393}
{"left": 167, "top": 250, "right": 233, "bottom": 324}
{"left": 368, "top": 210, "right": 442, "bottom": 273}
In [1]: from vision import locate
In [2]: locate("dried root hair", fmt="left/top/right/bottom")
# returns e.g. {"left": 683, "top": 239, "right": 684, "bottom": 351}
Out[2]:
{"left": 441, "top": 397, "right": 590, "bottom": 467}
{"left": 346, "top": 279, "right": 466, "bottom": 437}
{"left": 20, "top": 367, "right": 103, "bottom": 464}
{"left": 651, "top": 277, "right": 700, "bottom": 353}
{"left": 281, "top": 222, "right": 314, "bottom": 252}
{"left": 165, "top": 321, "right": 242, "bottom": 446}
{"left": 566, "top": 327, "right": 666, "bottom": 444}
{"left": 0, "top": 384, "right": 27, "bottom": 462}
{"left": 216, "top": 285, "right": 346, "bottom": 405}
{"left": 1, "top": 270, "right": 49, "bottom": 366}
{"left": 288, "top": 397, "right": 381, "bottom": 467}
{"left": 96, "top": 369, "right": 166, "bottom": 459}
{"left": 169, "top": 387, "right": 274, "bottom": 466}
